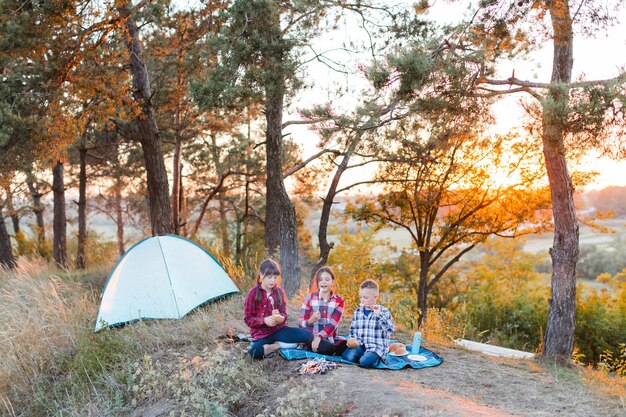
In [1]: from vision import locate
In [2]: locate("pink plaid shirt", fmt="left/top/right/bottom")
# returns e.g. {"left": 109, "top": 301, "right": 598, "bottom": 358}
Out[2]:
{"left": 299, "top": 292, "right": 344, "bottom": 343}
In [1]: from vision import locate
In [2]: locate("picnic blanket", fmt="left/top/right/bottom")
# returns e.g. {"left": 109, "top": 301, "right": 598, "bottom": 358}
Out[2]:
{"left": 279, "top": 342, "right": 443, "bottom": 370}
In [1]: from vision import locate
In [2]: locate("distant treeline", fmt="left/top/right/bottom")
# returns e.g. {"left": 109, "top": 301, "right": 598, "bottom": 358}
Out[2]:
{"left": 578, "top": 186, "right": 626, "bottom": 216}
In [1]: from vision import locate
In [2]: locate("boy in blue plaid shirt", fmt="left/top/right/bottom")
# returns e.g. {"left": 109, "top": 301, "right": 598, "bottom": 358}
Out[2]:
{"left": 342, "top": 279, "right": 395, "bottom": 368}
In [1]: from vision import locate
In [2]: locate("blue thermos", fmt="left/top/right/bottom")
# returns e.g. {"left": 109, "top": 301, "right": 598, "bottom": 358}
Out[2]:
{"left": 411, "top": 332, "right": 422, "bottom": 354}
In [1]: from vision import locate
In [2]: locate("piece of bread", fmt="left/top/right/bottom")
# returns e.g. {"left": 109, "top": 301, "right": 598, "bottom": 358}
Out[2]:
{"left": 389, "top": 342, "right": 405, "bottom": 354}
{"left": 395, "top": 345, "right": 408, "bottom": 355}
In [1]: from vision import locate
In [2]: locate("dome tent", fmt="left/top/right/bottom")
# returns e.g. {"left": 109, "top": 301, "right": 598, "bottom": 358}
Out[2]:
{"left": 95, "top": 234, "right": 239, "bottom": 331}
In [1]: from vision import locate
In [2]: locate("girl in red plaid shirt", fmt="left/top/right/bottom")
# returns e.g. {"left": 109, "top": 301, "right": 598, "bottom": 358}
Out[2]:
{"left": 244, "top": 259, "right": 314, "bottom": 359}
{"left": 299, "top": 266, "right": 347, "bottom": 356}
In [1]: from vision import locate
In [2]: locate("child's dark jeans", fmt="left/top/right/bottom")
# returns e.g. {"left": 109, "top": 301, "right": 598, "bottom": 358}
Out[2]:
{"left": 248, "top": 326, "right": 314, "bottom": 359}
{"left": 341, "top": 345, "right": 381, "bottom": 368}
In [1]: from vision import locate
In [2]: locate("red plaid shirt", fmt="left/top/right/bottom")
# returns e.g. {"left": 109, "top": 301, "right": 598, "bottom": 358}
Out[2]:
{"left": 244, "top": 285, "right": 288, "bottom": 340}
{"left": 299, "top": 292, "right": 344, "bottom": 343}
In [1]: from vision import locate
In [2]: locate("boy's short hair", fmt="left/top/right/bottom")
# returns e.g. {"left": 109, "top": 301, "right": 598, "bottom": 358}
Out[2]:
{"left": 360, "top": 279, "right": 379, "bottom": 291}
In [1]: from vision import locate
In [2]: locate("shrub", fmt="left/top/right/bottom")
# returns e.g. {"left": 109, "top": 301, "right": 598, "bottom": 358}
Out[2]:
{"left": 452, "top": 238, "right": 550, "bottom": 352}
{"left": 259, "top": 379, "right": 349, "bottom": 417}
{"left": 575, "top": 269, "right": 626, "bottom": 366}
{"left": 419, "top": 308, "right": 465, "bottom": 346}
{"left": 127, "top": 346, "right": 271, "bottom": 416}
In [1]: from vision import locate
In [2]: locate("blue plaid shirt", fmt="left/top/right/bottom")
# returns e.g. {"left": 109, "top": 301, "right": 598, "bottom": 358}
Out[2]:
{"left": 348, "top": 305, "right": 395, "bottom": 358}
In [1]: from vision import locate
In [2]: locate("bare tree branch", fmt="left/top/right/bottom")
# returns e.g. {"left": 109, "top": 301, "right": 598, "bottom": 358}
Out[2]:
{"left": 478, "top": 72, "right": 626, "bottom": 90}
{"left": 283, "top": 149, "right": 342, "bottom": 178}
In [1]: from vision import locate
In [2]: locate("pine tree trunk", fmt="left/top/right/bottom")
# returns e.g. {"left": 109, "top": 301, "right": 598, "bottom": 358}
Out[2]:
{"left": 236, "top": 116, "right": 253, "bottom": 264}
{"left": 4, "top": 185, "right": 20, "bottom": 235}
{"left": 310, "top": 140, "right": 359, "bottom": 288}
{"left": 178, "top": 163, "right": 187, "bottom": 236}
{"left": 235, "top": 212, "right": 243, "bottom": 260}
{"left": 114, "top": 177, "right": 125, "bottom": 255}
{"left": 542, "top": 0, "right": 577, "bottom": 363}
{"left": 171, "top": 136, "right": 182, "bottom": 235}
{"left": 417, "top": 252, "right": 430, "bottom": 328}
{"left": 117, "top": 0, "right": 173, "bottom": 236}
{"left": 265, "top": 77, "right": 300, "bottom": 296}
{"left": 0, "top": 205, "right": 17, "bottom": 269}
{"left": 236, "top": 179, "right": 250, "bottom": 264}
{"left": 52, "top": 161, "right": 67, "bottom": 268}
{"left": 27, "top": 177, "right": 46, "bottom": 257}
{"left": 219, "top": 198, "right": 230, "bottom": 256}
{"left": 76, "top": 145, "right": 87, "bottom": 269}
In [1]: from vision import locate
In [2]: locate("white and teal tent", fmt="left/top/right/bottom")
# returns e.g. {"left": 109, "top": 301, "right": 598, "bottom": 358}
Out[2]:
{"left": 95, "top": 234, "right": 239, "bottom": 331}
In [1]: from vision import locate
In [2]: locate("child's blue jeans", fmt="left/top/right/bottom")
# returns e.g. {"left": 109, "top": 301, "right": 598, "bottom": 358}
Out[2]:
{"left": 248, "top": 326, "right": 314, "bottom": 359}
{"left": 341, "top": 345, "right": 381, "bottom": 368}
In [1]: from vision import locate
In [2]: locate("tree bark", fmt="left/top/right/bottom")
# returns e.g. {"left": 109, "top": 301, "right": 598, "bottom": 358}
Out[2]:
{"left": 26, "top": 175, "right": 46, "bottom": 257}
{"left": 310, "top": 139, "right": 359, "bottom": 288}
{"left": 171, "top": 41, "right": 185, "bottom": 236}
{"left": 76, "top": 143, "right": 88, "bottom": 269}
{"left": 417, "top": 251, "right": 430, "bottom": 328}
{"left": 0, "top": 205, "right": 17, "bottom": 269}
{"left": 219, "top": 198, "right": 231, "bottom": 256}
{"left": 171, "top": 136, "right": 182, "bottom": 235}
{"left": 114, "top": 175, "right": 126, "bottom": 255}
{"left": 52, "top": 161, "right": 68, "bottom": 268}
{"left": 4, "top": 185, "right": 20, "bottom": 235}
{"left": 265, "top": 76, "right": 300, "bottom": 296}
{"left": 117, "top": 0, "right": 173, "bottom": 236}
{"left": 542, "top": 0, "right": 578, "bottom": 363}
{"left": 236, "top": 178, "right": 251, "bottom": 264}
{"left": 178, "top": 163, "right": 187, "bottom": 236}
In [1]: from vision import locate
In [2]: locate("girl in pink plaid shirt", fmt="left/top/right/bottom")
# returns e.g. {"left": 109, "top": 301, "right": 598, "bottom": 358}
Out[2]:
{"left": 299, "top": 266, "right": 347, "bottom": 356}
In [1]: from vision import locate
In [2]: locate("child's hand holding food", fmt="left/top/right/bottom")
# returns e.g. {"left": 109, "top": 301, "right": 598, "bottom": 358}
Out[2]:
{"left": 347, "top": 338, "right": 359, "bottom": 348}
{"left": 307, "top": 311, "right": 321, "bottom": 325}
{"left": 264, "top": 316, "right": 277, "bottom": 327}
{"left": 271, "top": 309, "right": 285, "bottom": 324}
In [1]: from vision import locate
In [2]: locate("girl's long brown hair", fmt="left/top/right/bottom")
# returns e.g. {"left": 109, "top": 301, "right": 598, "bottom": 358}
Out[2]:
{"left": 254, "top": 259, "right": 285, "bottom": 308}
{"left": 310, "top": 266, "right": 336, "bottom": 294}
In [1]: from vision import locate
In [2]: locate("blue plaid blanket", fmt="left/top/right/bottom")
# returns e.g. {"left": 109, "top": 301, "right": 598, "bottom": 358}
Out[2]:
{"left": 279, "top": 343, "right": 443, "bottom": 370}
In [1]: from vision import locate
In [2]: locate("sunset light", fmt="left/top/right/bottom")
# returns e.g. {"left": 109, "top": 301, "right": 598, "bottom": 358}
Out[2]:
{"left": 2, "top": 1, "right": 625, "bottom": 415}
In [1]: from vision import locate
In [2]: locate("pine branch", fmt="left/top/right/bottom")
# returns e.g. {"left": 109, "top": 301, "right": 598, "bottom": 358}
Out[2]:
{"left": 282, "top": 149, "right": 342, "bottom": 178}
{"left": 478, "top": 72, "right": 626, "bottom": 90}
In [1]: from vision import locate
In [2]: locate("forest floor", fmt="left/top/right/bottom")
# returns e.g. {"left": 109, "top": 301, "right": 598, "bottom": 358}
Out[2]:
{"left": 123, "top": 333, "right": 626, "bottom": 417}
{"left": 126, "top": 311, "right": 625, "bottom": 417}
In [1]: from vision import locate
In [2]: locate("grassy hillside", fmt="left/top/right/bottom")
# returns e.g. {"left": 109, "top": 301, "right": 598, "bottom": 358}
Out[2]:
{"left": 1, "top": 260, "right": 625, "bottom": 416}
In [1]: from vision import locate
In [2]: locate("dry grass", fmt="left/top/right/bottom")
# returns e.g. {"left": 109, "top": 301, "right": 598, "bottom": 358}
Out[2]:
{"left": 0, "top": 259, "right": 98, "bottom": 402}
{"left": 419, "top": 308, "right": 466, "bottom": 347}
{"left": 122, "top": 294, "right": 249, "bottom": 355}
{"left": 0, "top": 254, "right": 260, "bottom": 416}
{"left": 580, "top": 365, "right": 626, "bottom": 409}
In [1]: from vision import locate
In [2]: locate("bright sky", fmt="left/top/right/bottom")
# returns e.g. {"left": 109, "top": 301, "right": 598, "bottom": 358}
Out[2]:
{"left": 284, "top": 1, "right": 626, "bottom": 193}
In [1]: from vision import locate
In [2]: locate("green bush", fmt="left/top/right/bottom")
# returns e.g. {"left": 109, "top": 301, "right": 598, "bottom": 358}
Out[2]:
{"left": 447, "top": 239, "right": 550, "bottom": 351}
{"left": 452, "top": 240, "right": 626, "bottom": 366}
{"left": 575, "top": 270, "right": 626, "bottom": 365}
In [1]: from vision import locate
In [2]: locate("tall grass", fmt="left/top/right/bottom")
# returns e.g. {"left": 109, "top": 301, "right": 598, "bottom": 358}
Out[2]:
{"left": 0, "top": 259, "right": 97, "bottom": 403}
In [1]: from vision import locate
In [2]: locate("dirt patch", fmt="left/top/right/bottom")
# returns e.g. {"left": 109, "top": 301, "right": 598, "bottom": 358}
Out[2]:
{"left": 276, "top": 344, "right": 623, "bottom": 417}
{"left": 131, "top": 401, "right": 177, "bottom": 417}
